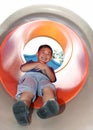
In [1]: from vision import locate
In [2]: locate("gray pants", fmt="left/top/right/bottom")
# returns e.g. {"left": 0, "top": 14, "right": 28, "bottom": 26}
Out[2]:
{"left": 16, "top": 72, "right": 56, "bottom": 102}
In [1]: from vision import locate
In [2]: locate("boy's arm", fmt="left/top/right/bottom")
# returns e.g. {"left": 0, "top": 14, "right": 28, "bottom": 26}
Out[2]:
{"left": 43, "top": 66, "right": 56, "bottom": 82}
{"left": 20, "top": 62, "right": 56, "bottom": 82}
{"left": 20, "top": 61, "right": 38, "bottom": 72}
{"left": 35, "top": 63, "right": 56, "bottom": 82}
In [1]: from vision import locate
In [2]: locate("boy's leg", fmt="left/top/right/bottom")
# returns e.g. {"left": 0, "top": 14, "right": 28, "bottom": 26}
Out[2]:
{"left": 13, "top": 91, "right": 34, "bottom": 126}
{"left": 42, "top": 87, "right": 55, "bottom": 102}
{"left": 13, "top": 76, "right": 37, "bottom": 125}
{"left": 19, "top": 91, "right": 34, "bottom": 107}
{"left": 37, "top": 87, "right": 60, "bottom": 119}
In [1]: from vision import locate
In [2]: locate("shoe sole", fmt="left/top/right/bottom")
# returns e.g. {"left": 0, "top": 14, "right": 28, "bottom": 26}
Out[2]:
{"left": 13, "top": 101, "right": 30, "bottom": 125}
{"left": 37, "top": 100, "right": 59, "bottom": 119}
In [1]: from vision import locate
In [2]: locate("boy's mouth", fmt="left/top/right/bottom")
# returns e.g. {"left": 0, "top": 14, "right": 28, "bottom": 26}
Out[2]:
{"left": 40, "top": 57, "right": 48, "bottom": 63}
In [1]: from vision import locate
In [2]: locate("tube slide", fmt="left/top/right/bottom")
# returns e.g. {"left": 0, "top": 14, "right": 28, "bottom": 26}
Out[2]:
{"left": 0, "top": 20, "right": 88, "bottom": 108}
{"left": 0, "top": 5, "right": 93, "bottom": 130}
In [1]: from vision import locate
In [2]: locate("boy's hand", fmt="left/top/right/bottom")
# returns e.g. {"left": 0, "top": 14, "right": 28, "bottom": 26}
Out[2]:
{"left": 35, "top": 63, "right": 47, "bottom": 72}
{"left": 35, "top": 63, "right": 56, "bottom": 82}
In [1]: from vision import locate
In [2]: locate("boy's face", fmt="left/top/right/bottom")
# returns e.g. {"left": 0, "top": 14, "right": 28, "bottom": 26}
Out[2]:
{"left": 36, "top": 47, "right": 52, "bottom": 64}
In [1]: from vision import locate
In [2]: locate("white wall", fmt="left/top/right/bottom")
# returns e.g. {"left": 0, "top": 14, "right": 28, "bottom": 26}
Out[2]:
{"left": 0, "top": 0, "right": 93, "bottom": 30}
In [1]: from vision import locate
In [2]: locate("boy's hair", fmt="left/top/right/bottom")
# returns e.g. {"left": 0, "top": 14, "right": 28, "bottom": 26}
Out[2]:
{"left": 37, "top": 44, "right": 53, "bottom": 55}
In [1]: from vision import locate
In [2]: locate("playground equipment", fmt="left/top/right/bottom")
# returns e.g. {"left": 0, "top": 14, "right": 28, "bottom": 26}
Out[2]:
{"left": 0, "top": 5, "right": 92, "bottom": 109}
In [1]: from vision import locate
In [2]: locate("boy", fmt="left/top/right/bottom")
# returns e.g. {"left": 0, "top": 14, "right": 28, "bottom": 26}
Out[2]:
{"left": 13, "top": 44, "right": 59, "bottom": 126}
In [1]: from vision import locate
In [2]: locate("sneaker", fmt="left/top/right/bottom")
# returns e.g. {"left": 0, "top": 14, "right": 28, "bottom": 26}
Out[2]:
{"left": 37, "top": 100, "right": 59, "bottom": 119}
{"left": 12, "top": 101, "right": 30, "bottom": 126}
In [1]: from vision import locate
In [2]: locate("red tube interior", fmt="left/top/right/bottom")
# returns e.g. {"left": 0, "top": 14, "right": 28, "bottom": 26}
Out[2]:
{"left": 0, "top": 20, "right": 88, "bottom": 108}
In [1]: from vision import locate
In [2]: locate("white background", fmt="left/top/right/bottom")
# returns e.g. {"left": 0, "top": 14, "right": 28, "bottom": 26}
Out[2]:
{"left": 0, "top": 0, "right": 93, "bottom": 30}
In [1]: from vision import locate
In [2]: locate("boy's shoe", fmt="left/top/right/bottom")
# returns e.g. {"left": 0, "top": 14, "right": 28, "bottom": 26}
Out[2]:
{"left": 37, "top": 99, "right": 59, "bottom": 119}
{"left": 12, "top": 101, "right": 30, "bottom": 126}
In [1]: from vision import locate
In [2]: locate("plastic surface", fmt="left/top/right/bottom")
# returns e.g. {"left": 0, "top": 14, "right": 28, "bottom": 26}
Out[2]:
{"left": 0, "top": 20, "right": 88, "bottom": 108}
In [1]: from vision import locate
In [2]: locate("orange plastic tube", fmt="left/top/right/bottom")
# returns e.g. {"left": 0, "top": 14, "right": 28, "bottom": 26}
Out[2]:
{"left": 0, "top": 20, "right": 88, "bottom": 108}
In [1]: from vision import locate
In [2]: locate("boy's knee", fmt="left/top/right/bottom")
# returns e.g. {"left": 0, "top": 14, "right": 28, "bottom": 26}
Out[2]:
{"left": 43, "top": 87, "right": 54, "bottom": 93}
